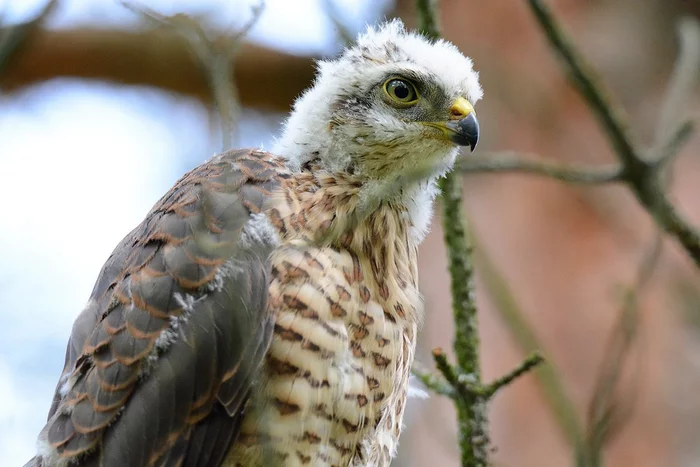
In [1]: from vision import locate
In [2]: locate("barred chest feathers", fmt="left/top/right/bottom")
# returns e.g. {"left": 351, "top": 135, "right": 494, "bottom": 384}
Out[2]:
{"left": 224, "top": 167, "right": 424, "bottom": 467}
{"left": 26, "top": 17, "right": 482, "bottom": 467}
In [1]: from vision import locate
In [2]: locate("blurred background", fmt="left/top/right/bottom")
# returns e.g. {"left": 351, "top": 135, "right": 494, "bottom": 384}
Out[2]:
{"left": 1, "top": 0, "right": 699, "bottom": 466}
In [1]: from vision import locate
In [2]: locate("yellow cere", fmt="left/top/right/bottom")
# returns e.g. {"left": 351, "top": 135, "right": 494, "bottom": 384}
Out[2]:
{"left": 449, "top": 97, "right": 474, "bottom": 119}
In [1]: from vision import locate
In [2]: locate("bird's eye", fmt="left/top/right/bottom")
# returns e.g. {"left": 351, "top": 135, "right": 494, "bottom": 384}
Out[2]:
{"left": 383, "top": 78, "right": 419, "bottom": 105}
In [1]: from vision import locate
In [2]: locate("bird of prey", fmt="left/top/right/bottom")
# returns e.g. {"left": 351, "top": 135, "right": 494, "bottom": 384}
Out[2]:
{"left": 27, "top": 19, "right": 481, "bottom": 467}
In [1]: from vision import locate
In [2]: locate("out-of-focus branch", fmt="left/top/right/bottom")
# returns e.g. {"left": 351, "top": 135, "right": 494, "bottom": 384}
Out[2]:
{"left": 654, "top": 18, "right": 700, "bottom": 145}
{"left": 583, "top": 231, "right": 663, "bottom": 467}
{"left": 460, "top": 10, "right": 698, "bottom": 218}
{"left": 121, "top": 1, "right": 265, "bottom": 148}
{"left": 652, "top": 120, "right": 695, "bottom": 170}
{"left": 458, "top": 119, "right": 692, "bottom": 183}
{"left": 528, "top": 0, "right": 641, "bottom": 172}
{"left": 322, "top": 0, "right": 355, "bottom": 46}
{"left": 473, "top": 235, "right": 585, "bottom": 453}
{"left": 459, "top": 121, "right": 692, "bottom": 185}
{"left": 459, "top": 152, "right": 623, "bottom": 184}
{"left": 413, "top": 360, "right": 455, "bottom": 398}
{"left": 526, "top": 0, "right": 700, "bottom": 269}
{"left": 0, "top": 0, "right": 57, "bottom": 80}
{"left": 0, "top": 26, "right": 316, "bottom": 113}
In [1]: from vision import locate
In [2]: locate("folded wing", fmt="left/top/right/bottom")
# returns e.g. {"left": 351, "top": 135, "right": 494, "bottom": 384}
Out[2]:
{"left": 28, "top": 149, "right": 288, "bottom": 467}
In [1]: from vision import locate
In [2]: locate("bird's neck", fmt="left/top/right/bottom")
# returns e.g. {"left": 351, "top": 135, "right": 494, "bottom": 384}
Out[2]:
{"left": 266, "top": 164, "right": 423, "bottom": 320}
{"left": 268, "top": 161, "right": 438, "bottom": 248}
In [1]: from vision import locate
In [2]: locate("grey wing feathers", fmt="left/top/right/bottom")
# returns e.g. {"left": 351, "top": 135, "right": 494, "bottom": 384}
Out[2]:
{"left": 26, "top": 149, "right": 288, "bottom": 467}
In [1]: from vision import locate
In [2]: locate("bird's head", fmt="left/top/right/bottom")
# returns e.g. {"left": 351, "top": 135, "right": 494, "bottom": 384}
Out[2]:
{"left": 275, "top": 19, "right": 482, "bottom": 185}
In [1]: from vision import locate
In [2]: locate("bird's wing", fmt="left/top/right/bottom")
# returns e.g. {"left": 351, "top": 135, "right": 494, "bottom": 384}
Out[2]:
{"left": 29, "top": 149, "right": 288, "bottom": 467}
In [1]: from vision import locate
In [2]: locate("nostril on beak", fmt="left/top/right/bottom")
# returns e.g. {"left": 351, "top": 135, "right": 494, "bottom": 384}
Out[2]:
{"left": 449, "top": 108, "right": 465, "bottom": 119}
{"left": 448, "top": 97, "right": 474, "bottom": 121}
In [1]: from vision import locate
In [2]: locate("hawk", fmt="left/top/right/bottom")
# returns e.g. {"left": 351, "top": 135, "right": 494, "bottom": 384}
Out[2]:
{"left": 26, "top": 20, "right": 481, "bottom": 467}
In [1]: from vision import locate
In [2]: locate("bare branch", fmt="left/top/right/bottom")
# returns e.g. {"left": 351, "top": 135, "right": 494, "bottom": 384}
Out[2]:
{"left": 526, "top": 0, "right": 700, "bottom": 270}
{"left": 417, "top": 0, "right": 490, "bottom": 461}
{"left": 652, "top": 119, "right": 695, "bottom": 169}
{"left": 473, "top": 235, "right": 585, "bottom": 451}
{"left": 0, "top": 0, "right": 57, "bottom": 81}
{"left": 322, "top": 0, "right": 356, "bottom": 46}
{"left": 412, "top": 361, "right": 455, "bottom": 398}
{"left": 654, "top": 18, "right": 700, "bottom": 144}
{"left": 431, "top": 348, "right": 486, "bottom": 401}
{"left": 459, "top": 152, "right": 623, "bottom": 184}
{"left": 0, "top": 25, "right": 315, "bottom": 112}
{"left": 526, "top": 0, "right": 642, "bottom": 174}
{"left": 484, "top": 352, "right": 544, "bottom": 398}
{"left": 416, "top": 0, "right": 440, "bottom": 39}
{"left": 458, "top": 119, "right": 689, "bottom": 185}
{"left": 121, "top": 1, "right": 265, "bottom": 149}
{"left": 584, "top": 231, "right": 663, "bottom": 466}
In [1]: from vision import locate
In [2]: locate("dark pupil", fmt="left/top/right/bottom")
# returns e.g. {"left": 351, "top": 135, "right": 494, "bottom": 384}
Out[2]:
{"left": 393, "top": 81, "right": 410, "bottom": 99}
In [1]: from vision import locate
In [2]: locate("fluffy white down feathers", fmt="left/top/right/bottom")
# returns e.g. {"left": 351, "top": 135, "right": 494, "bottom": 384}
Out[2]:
{"left": 273, "top": 19, "right": 482, "bottom": 171}
{"left": 274, "top": 19, "right": 482, "bottom": 243}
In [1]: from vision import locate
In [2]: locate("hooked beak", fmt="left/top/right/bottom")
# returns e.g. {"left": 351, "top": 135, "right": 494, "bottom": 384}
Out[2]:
{"left": 445, "top": 112, "right": 479, "bottom": 151}
{"left": 425, "top": 97, "right": 480, "bottom": 151}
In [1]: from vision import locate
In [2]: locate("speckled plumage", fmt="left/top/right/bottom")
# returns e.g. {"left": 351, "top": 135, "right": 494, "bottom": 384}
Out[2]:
{"left": 27, "top": 19, "right": 481, "bottom": 467}
{"left": 224, "top": 160, "right": 422, "bottom": 466}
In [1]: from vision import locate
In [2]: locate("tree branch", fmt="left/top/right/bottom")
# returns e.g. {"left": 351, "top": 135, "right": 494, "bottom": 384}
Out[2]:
{"left": 412, "top": 360, "right": 455, "bottom": 398}
{"left": 526, "top": 0, "right": 700, "bottom": 269}
{"left": 483, "top": 352, "right": 544, "bottom": 398}
{"left": 0, "top": 25, "right": 316, "bottom": 113}
{"left": 416, "top": 0, "right": 489, "bottom": 463}
{"left": 583, "top": 231, "right": 663, "bottom": 466}
{"left": 456, "top": 118, "right": 690, "bottom": 186}
{"left": 0, "top": 0, "right": 57, "bottom": 80}
{"left": 121, "top": 1, "right": 265, "bottom": 148}
{"left": 652, "top": 119, "right": 695, "bottom": 170}
{"left": 473, "top": 234, "right": 585, "bottom": 452}
{"left": 414, "top": 348, "right": 544, "bottom": 407}
{"left": 415, "top": 1, "right": 543, "bottom": 465}
{"left": 459, "top": 152, "right": 623, "bottom": 184}
{"left": 527, "top": 0, "right": 642, "bottom": 174}
{"left": 654, "top": 18, "right": 700, "bottom": 145}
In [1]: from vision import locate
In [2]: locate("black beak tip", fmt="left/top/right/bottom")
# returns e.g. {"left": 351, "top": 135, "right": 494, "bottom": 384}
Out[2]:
{"left": 450, "top": 112, "right": 480, "bottom": 151}
{"left": 462, "top": 113, "right": 480, "bottom": 152}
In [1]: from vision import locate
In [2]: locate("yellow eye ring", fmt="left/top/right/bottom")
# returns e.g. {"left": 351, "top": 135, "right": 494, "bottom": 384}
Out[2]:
{"left": 383, "top": 78, "right": 419, "bottom": 105}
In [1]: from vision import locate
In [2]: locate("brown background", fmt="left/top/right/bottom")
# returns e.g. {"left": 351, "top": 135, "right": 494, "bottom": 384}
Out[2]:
{"left": 6, "top": 0, "right": 700, "bottom": 465}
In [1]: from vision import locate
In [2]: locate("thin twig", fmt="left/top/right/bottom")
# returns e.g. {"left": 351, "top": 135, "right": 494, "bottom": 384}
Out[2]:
{"left": 653, "top": 18, "right": 700, "bottom": 189}
{"left": 458, "top": 118, "right": 689, "bottom": 183}
{"left": 651, "top": 119, "right": 695, "bottom": 169}
{"left": 416, "top": 0, "right": 440, "bottom": 39}
{"left": 473, "top": 234, "right": 585, "bottom": 451}
{"left": 484, "top": 352, "right": 544, "bottom": 398}
{"left": 654, "top": 17, "right": 700, "bottom": 144}
{"left": 527, "top": 0, "right": 700, "bottom": 269}
{"left": 413, "top": 360, "right": 455, "bottom": 398}
{"left": 584, "top": 231, "right": 663, "bottom": 467}
{"left": 460, "top": 152, "right": 623, "bottom": 184}
{"left": 121, "top": 1, "right": 265, "bottom": 149}
{"left": 526, "top": 0, "right": 642, "bottom": 174}
{"left": 322, "top": 0, "right": 355, "bottom": 46}
{"left": 433, "top": 348, "right": 481, "bottom": 397}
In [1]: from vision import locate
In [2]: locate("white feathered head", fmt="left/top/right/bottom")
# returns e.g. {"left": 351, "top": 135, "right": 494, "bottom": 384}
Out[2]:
{"left": 275, "top": 19, "right": 482, "bottom": 182}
